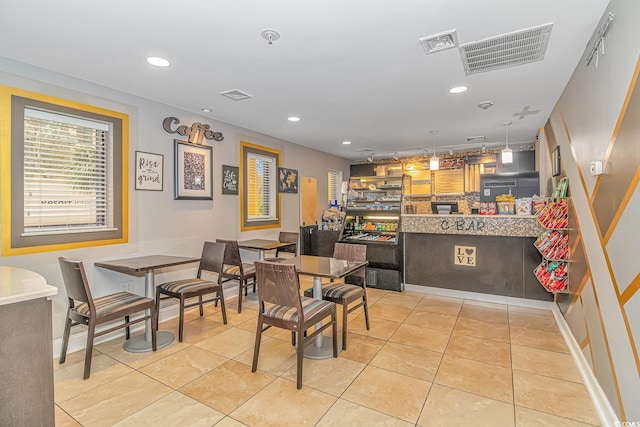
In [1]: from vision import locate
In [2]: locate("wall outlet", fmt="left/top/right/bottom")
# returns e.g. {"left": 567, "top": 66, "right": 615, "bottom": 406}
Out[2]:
{"left": 121, "top": 281, "right": 133, "bottom": 292}
{"left": 590, "top": 161, "right": 603, "bottom": 175}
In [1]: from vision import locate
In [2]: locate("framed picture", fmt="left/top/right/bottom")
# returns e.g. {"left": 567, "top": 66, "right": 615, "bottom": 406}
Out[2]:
{"left": 222, "top": 165, "right": 239, "bottom": 195}
{"left": 278, "top": 167, "right": 299, "bottom": 193}
{"left": 552, "top": 146, "right": 561, "bottom": 177}
{"left": 174, "top": 140, "right": 213, "bottom": 200}
{"left": 135, "top": 151, "right": 164, "bottom": 191}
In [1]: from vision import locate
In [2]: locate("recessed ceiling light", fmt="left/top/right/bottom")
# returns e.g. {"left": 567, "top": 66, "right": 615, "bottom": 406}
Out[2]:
{"left": 449, "top": 86, "right": 468, "bottom": 94}
{"left": 287, "top": 116, "right": 301, "bottom": 122}
{"left": 201, "top": 108, "right": 213, "bottom": 113}
{"left": 146, "top": 56, "right": 170, "bottom": 67}
{"left": 342, "top": 141, "right": 352, "bottom": 145}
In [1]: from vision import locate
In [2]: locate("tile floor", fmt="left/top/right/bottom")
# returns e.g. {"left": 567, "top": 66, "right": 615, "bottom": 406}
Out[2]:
{"left": 54, "top": 279, "right": 601, "bottom": 426}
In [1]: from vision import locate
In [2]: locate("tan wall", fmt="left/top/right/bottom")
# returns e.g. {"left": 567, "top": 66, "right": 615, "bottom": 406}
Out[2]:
{"left": 542, "top": 0, "right": 640, "bottom": 420}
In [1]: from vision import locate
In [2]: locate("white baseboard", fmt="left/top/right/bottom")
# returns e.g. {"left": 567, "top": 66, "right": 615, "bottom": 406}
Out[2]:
{"left": 551, "top": 305, "right": 619, "bottom": 427}
{"left": 52, "top": 283, "right": 241, "bottom": 358}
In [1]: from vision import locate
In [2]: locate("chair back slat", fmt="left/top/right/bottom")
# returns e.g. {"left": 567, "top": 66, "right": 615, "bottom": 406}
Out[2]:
{"left": 198, "top": 241, "right": 226, "bottom": 282}
{"left": 277, "top": 231, "right": 299, "bottom": 255}
{"left": 333, "top": 242, "right": 367, "bottom": 279}
{"left": 216, "top": 239, "right": 243, "bottom": 267}
{"left": 58, "top": 257, "right": 93, "bottom": 306}
{"left": 255, "top": 261, "right": 302, "bottom": 314}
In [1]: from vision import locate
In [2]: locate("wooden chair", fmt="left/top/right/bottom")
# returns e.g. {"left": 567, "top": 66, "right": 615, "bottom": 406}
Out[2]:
{"left": 303, "top": 242, "right": 369, "bottom": 350}
{"left": 155, "top": 242, "right": 228, "bottom": 342}
{"left": 265, "top": 231, "right": 299, "bottom": 262}
{"left": 252, "top": 260, "right": 337, "bottom": 389}
{"left": 216, "top": 239, "right": 256, "bottom": 313}
{"left": 58, "top": 257, "right": 157, "bottom": 379}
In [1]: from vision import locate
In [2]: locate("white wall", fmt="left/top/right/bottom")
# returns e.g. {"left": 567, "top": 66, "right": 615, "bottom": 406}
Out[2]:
{"left": 0, "top": 58, "right": 350, "bottom": 341}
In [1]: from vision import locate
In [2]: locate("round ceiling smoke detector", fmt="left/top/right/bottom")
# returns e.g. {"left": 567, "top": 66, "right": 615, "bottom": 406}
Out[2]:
{"left": 261, "top": 29, "right": 281, "bottom": 45}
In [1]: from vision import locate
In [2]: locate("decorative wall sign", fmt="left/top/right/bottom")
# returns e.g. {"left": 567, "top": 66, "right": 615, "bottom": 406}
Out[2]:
{"left": 454, "top": 245, "right": 476, "bottom": 267}
{"left": 174, "top": 140, "right": 213, "bottom": 200}
{"left": 552, "top": 146, "right": 561, "bottom": 177}
{"left": 278, "top": 167, "right": 298, "bottom": 193}
{"left": 222, "top": 165, "right": 239, "bottom": 195}
{"left": 135, "top": 151, "right": 164, "bottom": 191}
{"left": 162, "top": 117, "right": 224, "bottom": 144}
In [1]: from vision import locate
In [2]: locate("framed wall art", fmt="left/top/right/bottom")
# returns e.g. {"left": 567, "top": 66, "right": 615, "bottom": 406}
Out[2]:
{"left": 135, "top": 151, "right": 163, "bottom": 191}
{"left": 174, "top": 140, "right": 213, "bottom": 200}
{"left": 278, "top": 167, "right": 298, "bottom": 193}
{"left": 222, "top": 165, "right": 239, "bottom": 195}
{"left": 552, "top": 146, "right": 561, "bottom": 177}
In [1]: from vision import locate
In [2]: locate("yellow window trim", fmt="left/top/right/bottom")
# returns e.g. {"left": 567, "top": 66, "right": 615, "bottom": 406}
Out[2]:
{"left": 0, "top": 85, "right": 129, "bottom": 256}
{"left": 239, "top": 140, "right": 281, "bottom": 232}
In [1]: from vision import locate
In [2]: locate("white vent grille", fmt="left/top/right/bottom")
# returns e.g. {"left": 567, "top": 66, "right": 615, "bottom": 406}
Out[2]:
{"left": 220, "top": 89, "right": 253, "bottom": 101}
{"left": 459, "top": 23, "right": 553, "bottom": 75}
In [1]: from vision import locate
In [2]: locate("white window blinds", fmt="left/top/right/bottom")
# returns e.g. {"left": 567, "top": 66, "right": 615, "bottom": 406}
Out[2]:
{"left": 247, "top": 152, "right": 277, "bottom": 221}
{"left": 22, "top": 108, "right": 115, "bottom": 235}
{"left": 328, "top": 169, "right": 342, "bottom": 203}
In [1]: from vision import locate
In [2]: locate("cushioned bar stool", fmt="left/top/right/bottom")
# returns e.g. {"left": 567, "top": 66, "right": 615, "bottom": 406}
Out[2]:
{"left": 58, "top": 257, "right": 157, "bottom": 379}
{"left": 155, "top": 241, "right": 228, "bottom": 342}
{"left": 252, "top": 260, "right": 338, "bottom": 389}
{"left": 216, "top": 239, "right": 256, "bottom": 313}
{"left": 304, "top": 242, "right": 369, "bottom": 350}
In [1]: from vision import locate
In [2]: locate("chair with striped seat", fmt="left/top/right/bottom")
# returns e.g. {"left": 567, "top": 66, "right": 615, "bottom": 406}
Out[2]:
{"left": 58, "top": 257, "right": 157, "bottom": 379}
{"left": 155, "top": 241, "right": 228, "bottom": 342}
{"left": 252, "top": 260, "right": 337, "bottom": 389}
{"left": 303, "top": 242, "right": 369, "bottom": 350}
{"left": 264, "top": 231, "right": 299, "bottom": 262}
{"left": 216, "top": 239, "right": 256, "bottom": 313}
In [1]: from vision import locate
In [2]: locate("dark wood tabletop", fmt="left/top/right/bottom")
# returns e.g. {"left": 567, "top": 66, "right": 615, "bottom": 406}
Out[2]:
{"left": 273, "top": 255, "right": 367, "bottom": 280}
{"left": 237, "top": 239, "right": 296, "bottom": 251}
{"left": 94, "top": 255, "right": 200, "bottom": 273}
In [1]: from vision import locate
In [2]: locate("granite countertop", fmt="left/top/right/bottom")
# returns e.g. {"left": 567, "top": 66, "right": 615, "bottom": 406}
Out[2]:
{"left": 0, "top": 266, "right": 58, "bottom": 306}
{"left": 401, "top": 214, "right": 543, "bottom": 237}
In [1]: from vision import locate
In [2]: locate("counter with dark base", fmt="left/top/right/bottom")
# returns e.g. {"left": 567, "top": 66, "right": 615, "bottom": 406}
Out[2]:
{"left": 402, "top": 214, "right": 552, "bottom": 301}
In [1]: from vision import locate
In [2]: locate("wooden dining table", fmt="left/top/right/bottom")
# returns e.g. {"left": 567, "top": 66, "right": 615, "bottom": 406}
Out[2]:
{"left": 95, "top": 255, "right": 200, "bottom": 352}
{"left": 237, "top": 238, "right": 296, "bottom": 260}
{"left": 276, "top": 255, "right": 368, "bottom": 359}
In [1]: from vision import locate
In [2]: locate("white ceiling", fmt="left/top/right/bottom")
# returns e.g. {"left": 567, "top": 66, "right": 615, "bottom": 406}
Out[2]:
{"left": 0, "top": 0, "right": 609, "bottom": 161}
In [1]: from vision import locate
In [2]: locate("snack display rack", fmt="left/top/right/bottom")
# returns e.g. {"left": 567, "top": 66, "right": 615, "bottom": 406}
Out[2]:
{"left": 533, "top": 178, "right": 569, "bottom": 294}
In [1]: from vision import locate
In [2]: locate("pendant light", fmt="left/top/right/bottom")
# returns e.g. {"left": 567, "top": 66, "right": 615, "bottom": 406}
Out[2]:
{"left": 430, "top": 131, "right": 440, "bottom": 170}
{"left": 501, "top": 121, "right": 513, "bottom": 164}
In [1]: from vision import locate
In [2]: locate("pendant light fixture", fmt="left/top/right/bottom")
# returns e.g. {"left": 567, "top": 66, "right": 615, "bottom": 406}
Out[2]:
{"left": 502, "top": 121, "right": 513, "bottom": 164}
{"left": 430, "top": 131, "right": 440, "bottom": 170}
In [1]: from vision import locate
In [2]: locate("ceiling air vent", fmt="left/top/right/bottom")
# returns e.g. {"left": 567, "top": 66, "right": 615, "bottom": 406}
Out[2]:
{"left": 459, "top": 23, "right": 553, "bottom": 75}
{"left": 220, "top": 89, "right": 253, "bottom": 101}
{"left": 419, "top": 29, "right": 458, "bottom": 55}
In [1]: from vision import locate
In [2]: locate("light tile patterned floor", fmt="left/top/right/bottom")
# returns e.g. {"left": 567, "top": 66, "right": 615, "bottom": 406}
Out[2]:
{"left": 54, "top": 278, "right": 601, "bottom": 426}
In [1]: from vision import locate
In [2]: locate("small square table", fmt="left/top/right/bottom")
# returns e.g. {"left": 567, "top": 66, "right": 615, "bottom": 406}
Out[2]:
{"left": 238, "top": 238, "right": 296, "bottom": 260}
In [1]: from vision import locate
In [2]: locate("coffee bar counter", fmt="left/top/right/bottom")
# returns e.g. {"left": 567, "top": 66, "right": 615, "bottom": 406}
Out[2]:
{"left": 401, "top": 214, "right": 552, "bottom": 300}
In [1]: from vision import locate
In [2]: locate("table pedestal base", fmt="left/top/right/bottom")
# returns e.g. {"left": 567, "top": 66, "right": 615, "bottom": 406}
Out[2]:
{"left": 123, "top": 331, "right": 174, "bottom": 353}
{"left": 304, "top": 333, "right": 342, "bottom": 360}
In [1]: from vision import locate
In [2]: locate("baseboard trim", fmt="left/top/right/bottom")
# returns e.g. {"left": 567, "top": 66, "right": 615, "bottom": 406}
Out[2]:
{"left": 551, "top": 305, "right": 619, "bottom": 426}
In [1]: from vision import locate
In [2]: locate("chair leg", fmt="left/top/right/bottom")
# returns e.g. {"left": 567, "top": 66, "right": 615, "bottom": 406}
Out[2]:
{"left": 219, "top": 289, "right": 228, "bottom": 325}
{"left": 363, "top": 293, "right": 370, "bottom": 331}
{"left": 59, "top": 313, "right": 72, "bottom": 364}
{"left": 178, "top": 295, "right": 185, "bottom": 343}
{"left": 237, "top": 281, "right": 243, "bottom": 313}
{"left": 291, "top": 331, "right": 296, "bottom": 346}
{"left": 296, "top": 329, "right": 304, "bottom": 389}
{"left": 332, "top": 310, "right": 338, "bottom": 358}
{"left": 244, "top": 279, "right": 248, "bottom": 296}
{"left": 125, "top": 315, "right": 130, "bottom": 340}
{"left": 251, "top": 316, "right": 263, "bottom": 373}
{"left": 342, "top": 300, "right": 349, "bottom": 350}
{"left": 198, "top": 295, "right": 204, "bottom": 317}
{"left": 155, "top": 289, "right": 161, "bottom": 331}
{"left": 151, "top": 305, "right": 158, "bottom": 352}
{"left": 83, "top": 322, "right": 96, "bottom": 379}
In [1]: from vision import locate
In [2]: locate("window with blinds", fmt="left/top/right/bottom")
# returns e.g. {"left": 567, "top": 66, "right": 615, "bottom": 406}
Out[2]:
{"left": 23, "top": 108, "right": 115, "bottom": 235}
{"left": 328, "top": 169, "right": 342, "bottom": 203}
{"left": 246, "top": 152, "right": 276, "bottom": 220}
{"left": 1, "top": 87, "right": 127, "bottom": 255}
{"left": 240, "top": 141, "right": 280, "bottom": 231}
